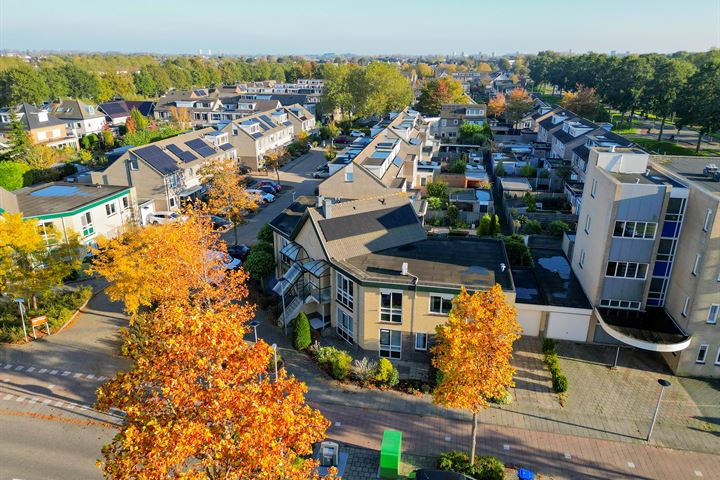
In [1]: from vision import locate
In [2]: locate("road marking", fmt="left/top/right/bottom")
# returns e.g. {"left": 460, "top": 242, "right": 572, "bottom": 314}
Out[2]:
{"left": 28, "top": 398, "right": 37, "bottom": 404}
{"left": 47, "top": 384, "right": 55, "bottom": 389}
{"left": 3, "top": 394, "right": 13, "bottom": 400}
{"left": 53, "top": 400, "right": 64, "bottom": 407}
{"left": 14, "top": 366, "right": 24, "bottom": 371}
{"left": 695, "top": 471, "right": 703, "bottom": 477}
{"left": 38, "top": 369, "right": 47, "bottom": 373}
{"left": 86, "top": 374, "right": 95, "bottom": 380}
{"left": 628, "top": 462, "right": 635, "bottom": 468}
{"left": 66, "top": 403, "right": 76, "bottom": 410}
{"left": 564, "top": 453, "right": 572, "bottom": 459}
{"left": 15, "top": 396, "right": 25, "bottom": 402}
{"left": 42, "top": 398, "right": 51, "bottom": 405}
{"left": 49, "top": 370, "right": 59, "bottom": 375}
{"left": 98, "top": 376, "right": 108, "bottom": 382}
{"left": 62, "top": 371, "right": 72, "bottom": 377}
{"left": 26, "top": 367, "right": 35, "bottom": 372}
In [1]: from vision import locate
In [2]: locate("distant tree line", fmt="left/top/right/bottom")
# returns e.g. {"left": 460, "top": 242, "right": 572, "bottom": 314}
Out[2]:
{"left": 528, "top": 50, "right": 720, "bottom": 148}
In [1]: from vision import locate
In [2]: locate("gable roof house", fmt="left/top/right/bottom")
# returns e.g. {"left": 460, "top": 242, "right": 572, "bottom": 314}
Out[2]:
{"left": 0, "top": 103, "right": 79, "bottom": 150}
{"left": 435, "top": 103, "right": 487, "bottom": 141}
{"left": 98, "top": 100, "right": 155, "bottom": 126}
{"left": 217, "top": 109, "right": 294, "bottom": 171}
{"left": 281, "top": 104, "right": 317, "bottom": 136}
{"left": 318, "top": 109, "right": 425, "bottom": 201}
{"left": 50, "top": 99, "right": 106, "bottom": 137}
{"left": 89, "top": 128, "right": 236, "bottom": 218}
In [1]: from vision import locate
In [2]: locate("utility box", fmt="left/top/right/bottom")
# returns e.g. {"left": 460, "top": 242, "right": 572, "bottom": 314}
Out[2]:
{"left": 379, "top": 429, "right": 402, "bottom": 479}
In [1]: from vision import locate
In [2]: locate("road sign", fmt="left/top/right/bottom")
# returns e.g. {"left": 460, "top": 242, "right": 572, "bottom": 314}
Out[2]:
{"left": 30, "top": 315, "right": 50, "bottom": 338}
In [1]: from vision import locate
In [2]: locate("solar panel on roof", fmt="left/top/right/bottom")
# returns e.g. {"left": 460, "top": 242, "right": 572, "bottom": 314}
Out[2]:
{"left": 185, "top": 138, "right": 216, "bottom": 158}
{"left": 166, "top": 144, "right": 197, "bottom": 163}
{"left": 393, "top": 156, "right": 404, "bottom": 167}
{"left": 257, "top": 121, "right": 270, "bottom": 131}
{"left": 100, "top": 103, "right": 127, "bottom": 115}
{"left": 134, "top": 145, "right": 180, "bottom": 175}
{"left": 259, "top": 114, "right": 276, "bottom": 128}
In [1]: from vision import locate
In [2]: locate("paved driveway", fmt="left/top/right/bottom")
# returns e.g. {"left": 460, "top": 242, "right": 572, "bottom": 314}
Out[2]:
{"left": 221, "top": 149, "right": 326, "bottom": 246}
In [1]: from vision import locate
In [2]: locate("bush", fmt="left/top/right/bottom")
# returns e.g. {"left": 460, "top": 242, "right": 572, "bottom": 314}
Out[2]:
{"left": 352, "top": 357, "right": 377, "bottom": 383}
{"left": 0, "top": 161, "right": 30, "bottom": 191}
{"left": 445, "top": 204, "right": 459, "bottom": 228}
{"left": 427, "top": 196, "right": 444, "bottom": 210}
{"left": 522, "top": 219, "right": 542, "bottom": 234}
{"left": 542, "top": 339, "right": 568, "bottom": 394}
{"left": 553, "top": 374, "right": 569, "bottom": 393}
{"left": 542, "top": 337, "right": 557, "bottom": 354}
{"left": 426, "top": 181, "right": 449, "bottom": 199}
{"left": 491, "top": 389, "right": 513, "bottom": 405}
{"left": 547, "top": 220, "right": 571, "bottom": 237}
{"left": 316, "top": 346, "right": 352, "bottom": 380}
{"left": 256, "top": 223, "right": 274, "bottom": 243}
{"left": 499, "top": 234, "right": 533, "bottom": 267}
{"left": 437, "top": 451, "right": 504, "bottom": 480}
{"left": 292, "top": 312, "right": 311, "bottom": 350}
{"left": 450, "top": 160, "right": 467, "bottom": 174}
{"left": 374, "top": 358, "right": 399, "bottom": 387}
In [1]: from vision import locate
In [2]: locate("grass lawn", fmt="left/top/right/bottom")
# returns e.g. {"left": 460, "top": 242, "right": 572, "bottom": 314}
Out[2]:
{"left": 535, "top": 93, "right": 562, "bottom": 105}
{"left": 628, "top": 136, "right": 714, "bottom": 157}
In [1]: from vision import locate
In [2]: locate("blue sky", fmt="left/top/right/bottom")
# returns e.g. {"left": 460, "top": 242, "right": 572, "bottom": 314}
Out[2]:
{"left": 1, "top": 0, "right": 718, "bottom": 55}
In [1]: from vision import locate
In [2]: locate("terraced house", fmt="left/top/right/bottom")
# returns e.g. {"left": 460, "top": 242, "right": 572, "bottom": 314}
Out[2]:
{"left": 218, "top": 109, "right": 294, "bottom": 171}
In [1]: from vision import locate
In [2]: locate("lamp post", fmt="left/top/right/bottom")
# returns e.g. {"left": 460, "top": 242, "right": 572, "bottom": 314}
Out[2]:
{"left": 248, "top": 320, "right": 260, "bottom": 343}
{"left": 271, "top": 343, "right": 279, "bottom": 382}
{"left": 647, "top": 379, "right": 671, "bottom": 442}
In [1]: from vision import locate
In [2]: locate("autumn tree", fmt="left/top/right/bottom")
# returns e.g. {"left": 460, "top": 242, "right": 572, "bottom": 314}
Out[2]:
{"left": 169, "top": 105, "right": 191, "bottom": 130}
{"left": 487, "top": 93, "right": 506, "bottom": 118}
{"left": 504, "top": 88, "right": 534, "bottom": 129}
{"left": 560, "top": 85, "right": 603, "bottom": 121}
{"left": 432, "top": 284, "right": 521, "bottom": 464}
{"left": 416, "top": 78, "right": 468, "bottom": 116}
{"left": 200, "top": 158, "right": 257, "bottom": 246}
{"left": 264, "top": 146, "right": 288, "bottom": 184}
{"left": 95, "top": 266, "right": 331, "bottom": 478}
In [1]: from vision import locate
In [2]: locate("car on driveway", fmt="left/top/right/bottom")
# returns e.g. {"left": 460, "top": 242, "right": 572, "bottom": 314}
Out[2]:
{"left": 313, "top": 165, "right": 330, "bottom": 178}
{"left": 258, "top": 180, "right": 282, "bottom": 192}
{"left": 257, "top": 185, "right": 279, "bottom": 196}
{"left": 146, "top": 211, "right": 183, "bottom": 225}
{"left": 246, "top": 189, "right": 275, "bottom": 203}
{"left": 350, "top": 130, "right": 366, "bottom": 137}
{"left": 227, "top": 244, "right": 251, "bottom": 261}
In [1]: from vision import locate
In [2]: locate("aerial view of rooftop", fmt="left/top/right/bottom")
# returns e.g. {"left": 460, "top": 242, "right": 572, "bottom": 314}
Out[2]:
{"left": 0, "top": 0, "right": 719, "bottom": 478}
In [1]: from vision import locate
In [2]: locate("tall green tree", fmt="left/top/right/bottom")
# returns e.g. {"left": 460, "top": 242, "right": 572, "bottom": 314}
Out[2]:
{"left": 676, "top": 57, "right": 720, "bottom": 152}
{"left": 0, "top": 111, "right": 31, "bottom": 161}
{"left": 63, "top": 65, "right": 101, "bottom": 100}
{"left": 0, "top": 66, "right": 50, "bottom": 106}
{"left": 39, "top": 67, "right": 69, "bottom": 101}
{"left": 416, "top": 78, "right": 467, "bottom": 116}
{"left": 644, "top": 57, "right": 696, "bottom": 140}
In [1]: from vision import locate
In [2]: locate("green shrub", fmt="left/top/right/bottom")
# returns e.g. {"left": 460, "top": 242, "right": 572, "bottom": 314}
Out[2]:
{"left": 427, "top": 196, "right": 444, "bottom": 210}
{"left": 437, "top": 451, "right": 504, "bottom": 480}
{"left": 548, "top": 220, "right": 571, "bottom": 237}
{"left": 374, "top": 358, "right": 399, "bottom": 387}
{"left": 292, "top": 312, "right": 311, "bottom": 350}
{"left": 257, "top": 224, "right": 274, "bottom": 243}
{"left": 330, "top": 351, "right": 352, "bottom": 380}
{"left": 427, "top": 181, "right": 449, "bottom": 199}
{"left": 542, "top": 337, "right": 557, "bottom": 354}
{"left": 553, "top": 374, "right": 569, "bottom": 393}
{"left": 522, "top": 219, "right": 542, "bottom": 234}
{"left": 491, "top": 389, "right": 513, "bottom": 405}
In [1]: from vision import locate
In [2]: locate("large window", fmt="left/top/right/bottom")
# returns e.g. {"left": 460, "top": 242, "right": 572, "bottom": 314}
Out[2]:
{"left": 430, "top": 295, "right": 453, "bottom": 314}
{"left": 696, "top": 344, "right": 708, "bottom": 364}
{"left": 605, "top": 261, "right": 648, "bottom": 279}
{"left": 612, "top": 221, "right": 657, "bottom": 239}
{"left": 600, "top": 299, "right": 641, "bottom": 310}
{"left": 105, "top": 202, "right": 117, "bottom": 217}
{"left": 336, "top": 272, "right": 354, "bottom": 311}
{"left": 415, "top": 333, "right": 428, "bottom": 351}
{"left": 379, "top": 329, "right": 401, "bottom": 359}
{"left": 708, "top": 304, "right": 719, "bottom": 325}
{"left": 380, "top": 290, "right": 402, "bottom": 323}
{"left": 336, "top": 308, "right": 353, "bottom": 344}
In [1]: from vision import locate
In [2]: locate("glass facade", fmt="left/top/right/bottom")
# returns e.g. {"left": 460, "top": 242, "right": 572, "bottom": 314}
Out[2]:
{"left": 647, "top": 195, "right": 686, "bottom": 306}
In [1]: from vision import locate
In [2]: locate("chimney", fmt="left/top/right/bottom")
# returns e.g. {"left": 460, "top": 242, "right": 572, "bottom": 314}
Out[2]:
{"left": 323, "top": 198, "right": 333, "bottom": 219}
{"left": 316, "top": 195, "right": 324, "bottom": 208}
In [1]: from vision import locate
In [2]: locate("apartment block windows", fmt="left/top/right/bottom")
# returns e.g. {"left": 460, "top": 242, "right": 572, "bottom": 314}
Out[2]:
{"left": 600, "top": 299, "right": 641, "bottom": 310}
{"left": 379, "top": 329, "right": 401, "bottom": 359}
{"left": 579, "top": 249, "right": 586, "bottom": 269}
{"left": 612, "top": 221, "right": 657, "bottom": 239}
{"left": 380, "top": 290, "right": 402, "bottom": 323}
{"left": 430, "top": 295, "right": 453, "bottom": 315}
{"left": 703, "top": 208, "right": 713, "bottom": 232}
{"left": 584, "top": 215, "right": 591, "bottom": 235}
{"left": 105, "top": 202, "right": 117, "bottom": 217}
{"left": 605, "top": 261, "right": 648, "bottom": 279}
{"left": 336, "top": 308, "right": 353, "bottom": 344}
{"left": 692, "top": 254, "right": 701, "bottom": 276}
{"left": 696, "top": 344, "right": 708, "bottom": 364}
{"left": 415, "top": 333, "right": 428, "bottom": 351}
{"left": 336, "top": 272, "right": 354, "bottom": 311}
{"left": 708, "top": 304, "right": 719, "bottom": 325}
{"left": 590, "top": 178, "right": 597, "bottom": 198}
{"left": 682, "top": 296, "right": 691, "bottom": 317}
{"left": 81, "top": 212, "right": 94, "bottom": 237}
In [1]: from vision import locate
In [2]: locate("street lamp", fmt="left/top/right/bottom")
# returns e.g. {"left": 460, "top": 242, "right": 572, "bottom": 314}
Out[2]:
{"left": 248, "top": 320, "right": 260, "bottom": 343}
{"left": 647, "top": 379, "right": 671, "bottom": 442}
{"left": 271, "top": 343, "right": 279, "bottom": 382}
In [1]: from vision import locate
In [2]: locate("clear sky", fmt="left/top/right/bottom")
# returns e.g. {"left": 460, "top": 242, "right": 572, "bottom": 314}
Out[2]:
{"left": 1, "top": 0, "right": 718, "bottom": 56}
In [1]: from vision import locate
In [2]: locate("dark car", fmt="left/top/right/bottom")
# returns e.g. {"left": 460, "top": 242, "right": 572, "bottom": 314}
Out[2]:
{"left": 258, "top": 185, "right": 277, "bottom": 195}
{"left": 334, "top": 135, "right": 351, "bottom": 144}
{"left": 227, "top": 244, "right": 251, "bottom": 261}
{"left": 258, "top": 180, "right": 282, "bottom": 192}
{"left": 410, "top": 470, "right": 476, "bottom": 480}
{"left": 206, "top": 215, "right": 232, "bottom": 231}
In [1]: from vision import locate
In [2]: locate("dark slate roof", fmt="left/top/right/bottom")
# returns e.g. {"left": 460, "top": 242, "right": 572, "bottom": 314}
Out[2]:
{"left": 98, "top": 101, "right": 130, "bottom": 119}
{"left": 19, "top": 104, "right": 65, "bottom": 130}
{"left": 553, "top": 129, "right": 577, "bottom": 145}
{"left": 538, "top": 117, "right": 556, "bottom": 130}
{"left": 339, "top": 237, "right": 514, "bottom": 291}
{"left": 125, "top": 101, "right": 155, "bottom": 117}
{"left": 219, "top": 143, "right": 234, "bottom": 151}
{"left": 317, "top": 204, "right": 418, "bottom": 242}
{"left": 14, "top": 182, "right": 129, "bottom": 218}
{"left": 134, "top": 145, "right": 180, "bottom": 174}
{"left": 572, "top": 144, "right": 590, "bottom": 161}
{"left": 269, "top": 94, "right": 310, "bottom": 106}
{"left": 50, "top": 99, "right": 103, "bottom": 120}
{"left": 268, "top": 196, "right": 316, "bottom": 238}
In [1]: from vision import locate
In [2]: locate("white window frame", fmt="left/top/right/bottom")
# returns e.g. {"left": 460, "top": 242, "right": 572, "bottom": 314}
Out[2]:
{"left": 105, "top": 201, "right": 117, "bottom": 217}
{"left": 696, "top": 344, "right": 708, "bottom": 364}
{"left": 336, "top": 272, "right": 354, "bottom": 311}
{"left": 379, "top": 329, "right": 401, "bottom": 359}
{"left": 80, "top": 211, "right": 94, "bottom": 237}
{"left": 336, "top": 308, "right": 353, "bottom": 344}
{"left": 380, "top": 289, "right": 402, "bottom": 323}
{"left": 715, "top": 347, "right": 720, "bottom": 366}
{"left": 169, "top": 196, "right": 177, "bottom": 209}
{"left": 584, "top": 215, "right": 591, "bottom": 235}
{"left": 129, "top": 157, "right": 139, "bottom": 171}
{"left": 703, "top": 208, "right": 713, "bottom": 232}
{"left": 708, "top": 304, "right": 719, "bottom": 325}
{"left": 599, "top": 299, "right": 641, "bottom": 310}
{"left": 415, "top": 332, "right": 428, "bottom": 351}
{"left": 605, "top": 261, "right": 648, "bottom": 280}
{"left": 682, "top": 296, "right": 690, "bottom": 317}
{"left": 429, "top": 294, "right": 453, "bottom": 315}
{"left": 344, "top": 171, "right": 353, "bottom": 182}
{"left": 692, "top": 254, "right": 701, "bottom": 276}
{"left": 579, "top": 249, "right": 586, "bottom": 269}
{"left": 590, "top": 178, "right": 597, "bottom": 198}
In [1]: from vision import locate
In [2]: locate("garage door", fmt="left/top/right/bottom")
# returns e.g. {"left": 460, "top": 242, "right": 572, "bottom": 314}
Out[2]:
{"left": 546, "top": 312, "right": 590, "bottom": 342}
{"left": 516, "top": 309, "right": 541, "bottom": 336}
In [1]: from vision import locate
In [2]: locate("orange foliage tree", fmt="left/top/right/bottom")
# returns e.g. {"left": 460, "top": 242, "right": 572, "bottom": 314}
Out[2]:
{"left": 505, "top": 87, "right": 534, "bottom": 129}
{"left": 431, "top": 284, "right": 521, "bottom": 464}
{"left": 90, "top": 213, "right": 221, "bottom": 317}
{"left": 487, "top": 93, "right": 506, "bottom": 118}
{"left": 95, "top": 271, "right": 331, "bottom": 478}
{"left": 200, "top": 158, "right": 258, "bottom": 246}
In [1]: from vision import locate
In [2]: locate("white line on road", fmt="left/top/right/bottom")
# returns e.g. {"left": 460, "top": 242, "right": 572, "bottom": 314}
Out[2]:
{"left": 14, "top": 366, "right": 24, "bottom": 371}
{"left": 62, "top": 371, "right": 72, "bottom": 377}
{"left": 53, "top": 400, "right": 64, "bottom": 407}
{"left": 38, "top": 369, "right": 47, "bottom": 373}
{"left": 26, "top": 367, "right": 35, "bottom": 372}
{"left": 3, "top": 364, "right": 12, "bottom": 369}
{"left": 15, "top": 396, "right": 25, "bottom": 402}
{"left": 3, "top": 394, "right": 13, "bottom": 400}
{"left": 86, "top": 374, "right": 95, "bottom": 380}
{"left": 49, "top": 370, "right": 59, "bottom": 375}
{"left": 42, "top": 398, "right": 51, "bottom": 405}
{"left": 28, "top": 398, "right": 37, "bottom": 404}
{"left": 73, "top": 373, "right": 83, "bottom": 378}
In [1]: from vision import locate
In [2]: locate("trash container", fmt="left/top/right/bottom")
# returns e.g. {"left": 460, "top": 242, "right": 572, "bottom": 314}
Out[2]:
{"left": 379, "top": 429, "right": 402, "bottom": 479}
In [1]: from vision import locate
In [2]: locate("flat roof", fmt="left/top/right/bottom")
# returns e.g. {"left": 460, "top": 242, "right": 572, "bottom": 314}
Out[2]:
{"left": 651, "top": 156, "right": 720, "bottom": 195}
{"left": 268, "top": 195, "right": 315, "bottom": 238}
{"left": 598, "top": 307, "right": 689, "bottom": 345}
{"left": 14, "top": 182, "right": 129, "bottom": 218}
{"left": 339, "top": 237, "right": 514, "bottom": 291}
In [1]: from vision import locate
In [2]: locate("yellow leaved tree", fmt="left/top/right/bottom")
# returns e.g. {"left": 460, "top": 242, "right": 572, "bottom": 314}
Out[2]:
{"left": 431, "top": 284, "right": 522, "bottom": 464}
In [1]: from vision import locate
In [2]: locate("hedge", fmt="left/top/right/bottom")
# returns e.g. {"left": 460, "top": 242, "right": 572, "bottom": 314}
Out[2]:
{"left": 542, "top": 338, "right": 568, "bottom": 393}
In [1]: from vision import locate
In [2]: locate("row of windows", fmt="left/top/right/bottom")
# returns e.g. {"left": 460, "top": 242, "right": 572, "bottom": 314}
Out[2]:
{"left": 599, "top": 299, "right": 641, "bottom": 310}
{"left": 613, "top": 221, "right": 657, "bottom": 240}
{"left": 605, "top": 261, "right": 648, "bottom": 279}
{"left": 695, "top": 344, "right": 720, "bottom": 365}
{"left": 380, "top": 329, "right": 428, "bottom": 359}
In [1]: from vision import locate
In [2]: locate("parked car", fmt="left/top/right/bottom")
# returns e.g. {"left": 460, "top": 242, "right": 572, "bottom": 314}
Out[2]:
{"left": 246, "top": 189, "right": 275, "bottom": 203}
{"left": 334, "top": 135, "right": 351, "bottom": 144}
{"left": 312, "top": 166, "right": 330, "bottom": 179}
{"left": 205, "top": 215, "right": 232, "bottom": 231}
{"left": 258, "top": 185, "right": 278, "bottom": 195}
{"left": 146, "top": 211, "right": 183, "bottom": 225}
{"left": 227, "top": 244, "right": 251, "bottom": 261}
{"left": 258, "top": 180, "right": 282, "bottom": 192}
{"left": 205, "top": 250, "right": 242, "bottom": 283}
{"left": 349, "top": 130, "right": 366, "bottom": 137}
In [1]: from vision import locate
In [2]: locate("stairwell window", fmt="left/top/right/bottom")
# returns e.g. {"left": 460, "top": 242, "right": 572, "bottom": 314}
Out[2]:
{"left": 605, "top": 261, "right": 648, "bottom": 279}
{"left": 708, "top": 304, "right": 719, "bottom": 325}
{"left": 579, "top": 249, "right": 586, "bottom": 269}
{"left": 380, "top": 290, "right": 402, "bottom": 323}
{"left": 336, "top": 308, "right": 353, "bottom": 344}
{"left": 336, "top": 272, "right": 354, "bottom": 311}
{"left": 584, "top": 215, "right": 591, "bottom": 235}
{"left": 696, "top": 344, "right": 708, "bottom": 364}
{"left": 692, "top": 254, "right": 701, "bottom": 276}
{"left": 429, "top": 295, "right": 453, "bottom": 314}
{"left": 121, "top": 196, "right": 130, "bottom": 210}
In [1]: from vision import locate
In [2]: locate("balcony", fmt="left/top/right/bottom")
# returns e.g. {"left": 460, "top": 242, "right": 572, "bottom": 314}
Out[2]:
{"left": 596, "top": 307, "right": 691, "bottom": 352}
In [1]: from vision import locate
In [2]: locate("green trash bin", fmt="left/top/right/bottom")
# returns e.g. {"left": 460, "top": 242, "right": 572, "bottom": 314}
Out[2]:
{"left": 379, "top": 429, "right": 402, "bottom": 479}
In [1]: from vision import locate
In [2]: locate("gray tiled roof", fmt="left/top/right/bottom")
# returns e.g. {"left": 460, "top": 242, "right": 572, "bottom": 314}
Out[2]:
{"left": 13, "top": 182, "right": 129, "bottom": 218}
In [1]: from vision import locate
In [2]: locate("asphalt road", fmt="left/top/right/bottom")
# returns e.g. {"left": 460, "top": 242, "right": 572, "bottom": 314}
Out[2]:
{"left": 221, "top": 148, "right": 327, "bottom": 247}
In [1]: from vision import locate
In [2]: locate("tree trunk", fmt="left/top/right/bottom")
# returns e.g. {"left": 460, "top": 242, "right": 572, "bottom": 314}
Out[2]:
{"left": 696, "top": 131, "right": 703, "bottom": 152}
{"left": 657, "top": 115, "right": 667, "bottom": 142}
{"left": 629, "top": 108, "right": 635, "bottom": 127}
{"left": 32, "top": 295, "right": 38, "bottom": 311}
{"left": 469, "top": 412, "right": 478, "bottom": 465}
{"left": 275, "top": 168, "right": 280, "bottom": 185}
{"left": 233, "top": 224, "right": 238, "bottom": 246}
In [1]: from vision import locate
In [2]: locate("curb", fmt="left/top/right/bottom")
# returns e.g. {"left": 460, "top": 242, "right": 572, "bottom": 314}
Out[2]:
{"left": 55, "top": 284, "right": 108, "bottom": 334}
